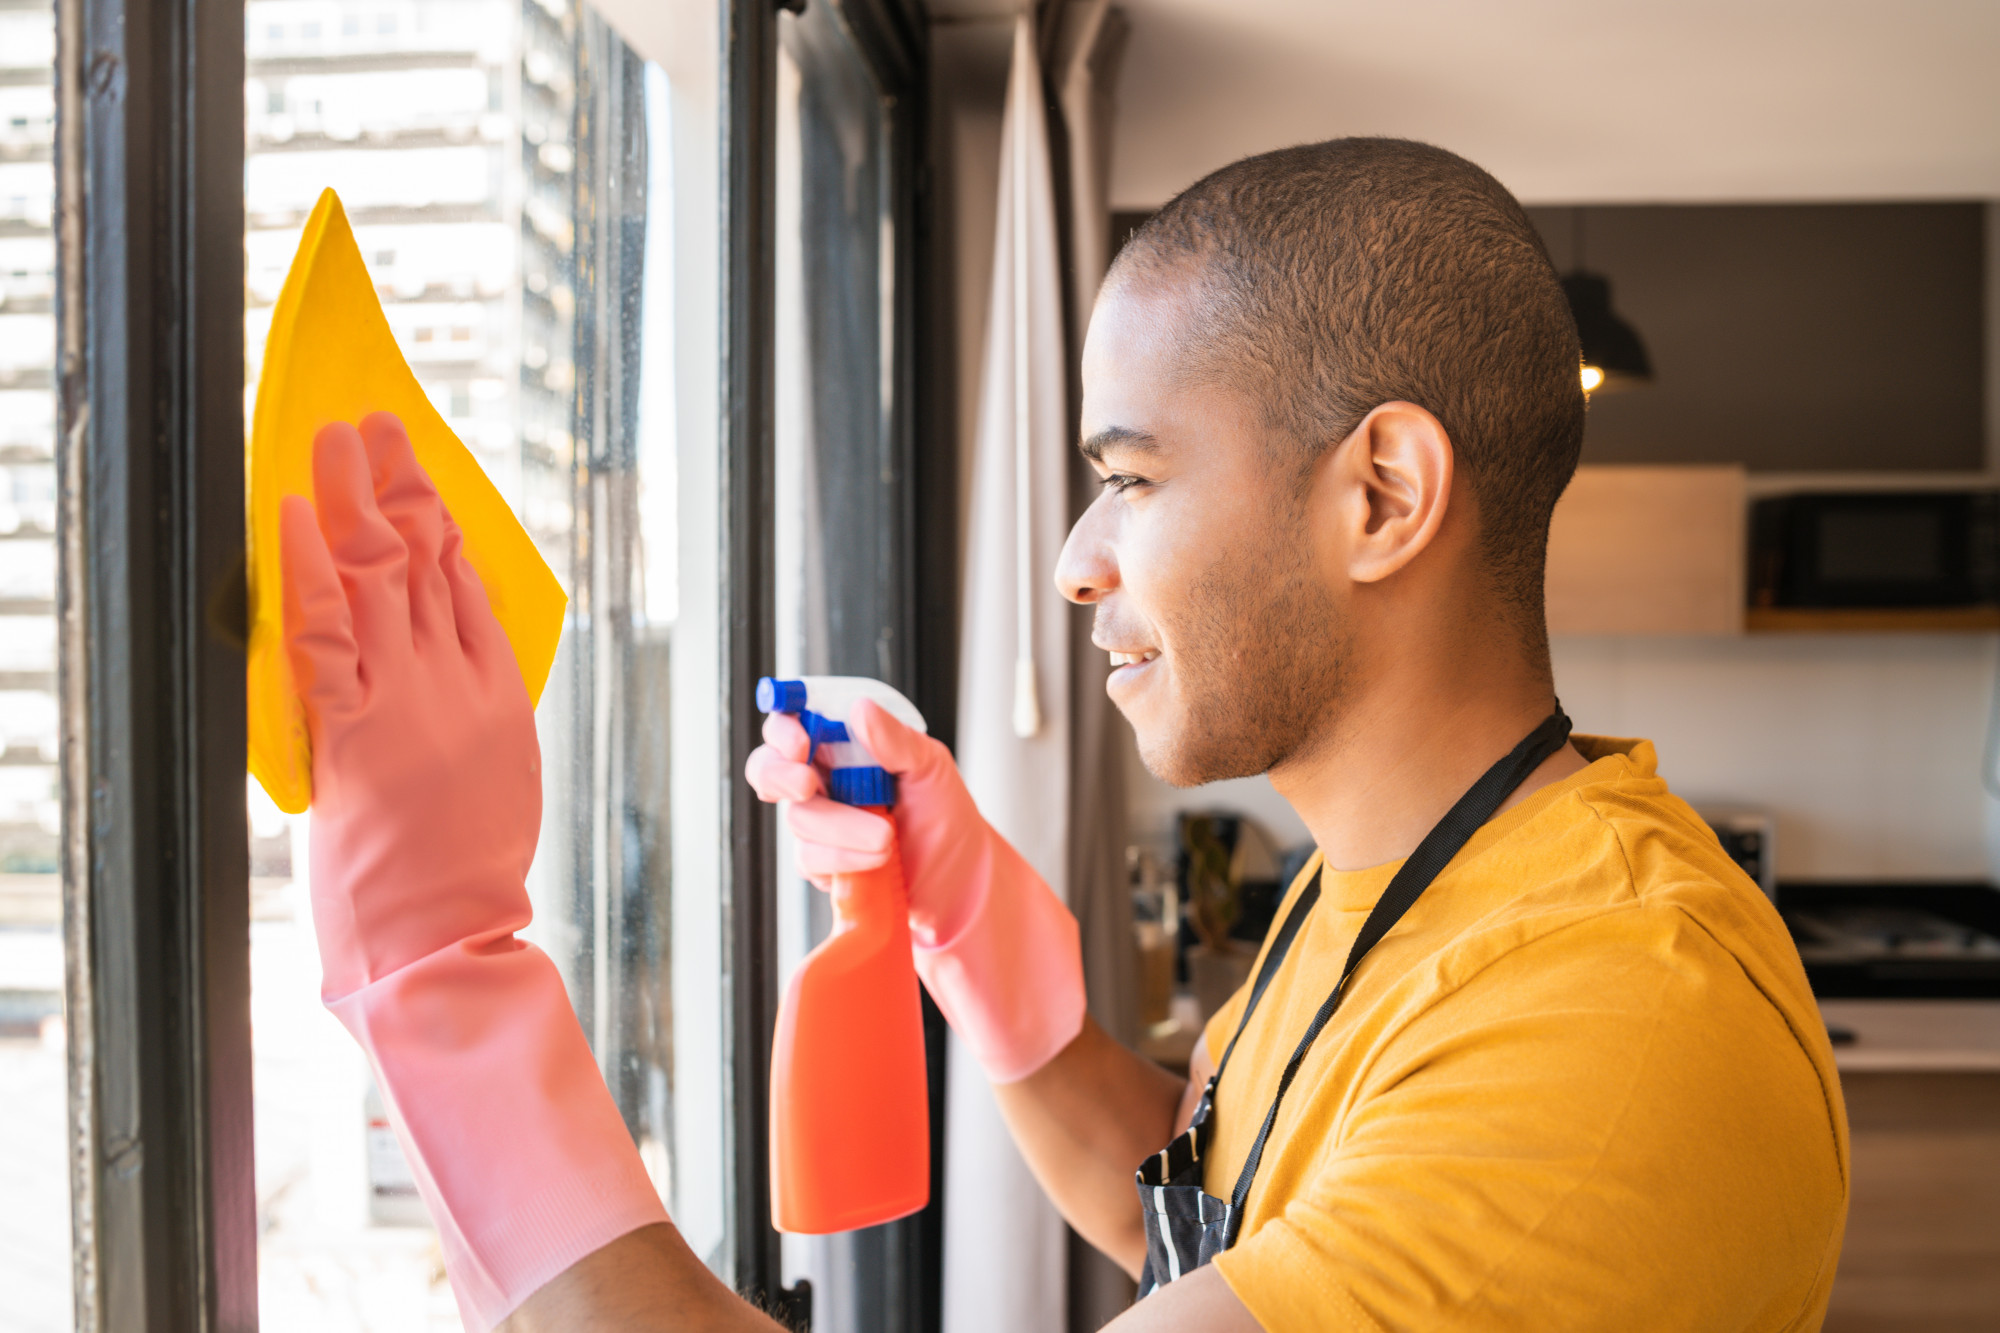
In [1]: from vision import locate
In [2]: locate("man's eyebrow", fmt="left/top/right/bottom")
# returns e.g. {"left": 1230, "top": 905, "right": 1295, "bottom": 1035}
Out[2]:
{"left": 1078, "top": 425, "right": 1160, "bottom": 462}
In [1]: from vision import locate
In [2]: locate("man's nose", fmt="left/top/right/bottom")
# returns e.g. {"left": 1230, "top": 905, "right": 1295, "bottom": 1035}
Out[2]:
{"left": 1055, "top": 500, "right": 1118, "bottom": 605}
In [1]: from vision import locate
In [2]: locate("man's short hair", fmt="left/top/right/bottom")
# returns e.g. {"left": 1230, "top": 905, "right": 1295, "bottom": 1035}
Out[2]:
{"left": 1113, "top": 137, "right": 1585, "bottom": 630}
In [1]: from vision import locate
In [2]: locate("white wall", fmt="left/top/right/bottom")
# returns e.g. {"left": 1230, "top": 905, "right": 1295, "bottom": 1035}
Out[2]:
{"left": 1552, "top": 634, "right": 1997, "bottom": 880}
{"left": 1120, "top": 632, "right": 2000, "bottom": 882}
{"left": 1107, "top": 1, "right": 2000, "bottom": 210}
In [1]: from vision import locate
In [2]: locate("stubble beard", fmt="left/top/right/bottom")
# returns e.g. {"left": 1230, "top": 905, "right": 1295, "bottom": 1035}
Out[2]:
{"left": 1134, "top": 520, "right": 1349, "bottom": 788}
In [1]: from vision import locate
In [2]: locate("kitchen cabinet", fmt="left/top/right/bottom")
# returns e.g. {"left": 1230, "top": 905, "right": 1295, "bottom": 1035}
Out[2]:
{"left": 1544, "top": 464, "right": 1746, "bottom": 635}
{"left": 1746, "top": 606, "right": 2000, "bottom": 633}
{"left": 1522, "top": 203, "right": 1986, "bottom": 475}
{"left": 1543, "top": 468, "right": 2000, "bottom": 637}
{"left": 1819, "top": 1001, "right": 2000, "bottom": 1332}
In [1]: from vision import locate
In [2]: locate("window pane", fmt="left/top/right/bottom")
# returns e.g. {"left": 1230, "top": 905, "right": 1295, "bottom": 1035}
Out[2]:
{"left": 773, "top": 2, "right": 894, "bottom": 697}
{"left": 772, "top": 1, "right": 910, "bottom": 1318}
{"left": 244, "top": 1, "right": 569, "bottom": 1321}
{"left": 0, "top": 4, "right": 67, "bottom": 1328}
{"left": 244, "top": 0, "right": 725, "bottom": 1321}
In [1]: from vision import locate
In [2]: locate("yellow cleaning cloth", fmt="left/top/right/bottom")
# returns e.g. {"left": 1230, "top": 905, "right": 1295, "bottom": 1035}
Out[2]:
{"left": 248, "top": 188, "right": 566, "bottom": 814}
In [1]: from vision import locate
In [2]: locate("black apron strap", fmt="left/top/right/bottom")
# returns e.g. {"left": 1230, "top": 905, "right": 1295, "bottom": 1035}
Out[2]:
{"left": 1338, "top": 710, "right": 1576, "bottom": 978}
{"left": 1210, "top": 871, "right": 1322, "bottom": 1085}
{"left": 1225, "top": 707, "right": 1573, "bottom": 1211}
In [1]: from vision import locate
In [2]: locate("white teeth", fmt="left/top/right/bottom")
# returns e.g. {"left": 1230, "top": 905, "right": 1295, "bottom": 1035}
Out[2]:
{"left": 1108, "top": 650, "right": 1159, "bottom": 667}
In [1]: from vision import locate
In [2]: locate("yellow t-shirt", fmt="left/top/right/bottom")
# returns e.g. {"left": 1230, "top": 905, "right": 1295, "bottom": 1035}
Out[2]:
{"left": 1199, "top": 736, "right": 1848, "bottom": 1331}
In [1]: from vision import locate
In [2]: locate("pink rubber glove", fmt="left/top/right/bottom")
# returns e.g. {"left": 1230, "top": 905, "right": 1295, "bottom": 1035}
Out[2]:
{"left": 745, "top": 700, "right": 1085, "bottom": 1082}
{"left": 283, "top": 413, "right": 666, "bottom": 1331}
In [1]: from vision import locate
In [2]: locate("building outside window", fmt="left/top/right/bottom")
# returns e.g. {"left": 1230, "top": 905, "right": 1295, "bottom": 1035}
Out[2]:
{"left": 239, "top": 2, "right": 703, "bottom": 1327}
{"left": 10, "top": 0, "right": 925, "bottom": 1324}
{"left": 3, "top": 3, "right": 710, "bottom": 1329}
{"left": 0, "top": 1, "right": 64, "bottom": 1327}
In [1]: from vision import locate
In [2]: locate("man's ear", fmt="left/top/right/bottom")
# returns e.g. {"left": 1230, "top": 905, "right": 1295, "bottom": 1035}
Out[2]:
{"left": 1322, "top": 401, "right": 1455, "bottom": 585}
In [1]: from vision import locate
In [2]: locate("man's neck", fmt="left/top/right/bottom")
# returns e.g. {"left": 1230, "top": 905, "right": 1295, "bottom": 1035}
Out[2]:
{"left": 1268, "top": 630, "right": 1586, "bottom": 872}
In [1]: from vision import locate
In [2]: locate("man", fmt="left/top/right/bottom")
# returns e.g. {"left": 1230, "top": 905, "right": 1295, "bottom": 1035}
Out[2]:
{"left": 283, "top": 138, "right": 1847, "bottom": 1332}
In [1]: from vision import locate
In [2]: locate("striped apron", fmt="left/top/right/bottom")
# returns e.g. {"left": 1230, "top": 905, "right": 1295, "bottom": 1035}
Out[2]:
{"left": 1134, "top": 708, "right": 1574, "bottom": 1297}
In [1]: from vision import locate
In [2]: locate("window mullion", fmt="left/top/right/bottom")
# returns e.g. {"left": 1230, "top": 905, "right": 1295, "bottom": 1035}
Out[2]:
{"left": 55, "top": 0, "right": 255, "bottom": 1326}
{"left": 720, "top": 0, "right": 784, "bottom": 1313}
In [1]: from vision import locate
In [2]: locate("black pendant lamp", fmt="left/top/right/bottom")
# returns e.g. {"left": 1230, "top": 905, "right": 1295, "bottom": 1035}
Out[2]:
{"left": 1561, "top": 208, "right": 1652, "bottom": 394}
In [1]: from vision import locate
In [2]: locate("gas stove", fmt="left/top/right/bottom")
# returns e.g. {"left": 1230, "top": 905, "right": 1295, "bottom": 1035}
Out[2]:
{"left": 1781, "top": 883, "right": 2000, "bottom": 998}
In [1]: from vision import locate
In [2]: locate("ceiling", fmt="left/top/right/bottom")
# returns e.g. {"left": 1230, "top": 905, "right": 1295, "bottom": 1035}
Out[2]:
{"left": 1107, "top": 0, "right": 2000, "bottom": 208}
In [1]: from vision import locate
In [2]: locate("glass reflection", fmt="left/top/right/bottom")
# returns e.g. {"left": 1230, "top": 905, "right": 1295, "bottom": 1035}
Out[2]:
{"left": 241, "top": 2, "right": 710, "bottom": 1324}
{"left": 0, "top": 5, "right": 68, "bottom": 1328}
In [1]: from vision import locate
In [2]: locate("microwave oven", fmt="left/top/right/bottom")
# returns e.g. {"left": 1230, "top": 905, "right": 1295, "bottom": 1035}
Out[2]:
{"left": 1749, "top": 489, "right": 2000, "bottom": 610}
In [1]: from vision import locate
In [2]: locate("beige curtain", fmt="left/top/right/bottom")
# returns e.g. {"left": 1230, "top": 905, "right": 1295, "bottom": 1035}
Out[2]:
{"left": 943, "top": 16, "right": 1078, "bottom": 1333}
{"left": 1052, "top": 0, "right": 1135, "bottom": 1052}
{"left": 933, "top": 7, "right": 1132, "bottom": 1329}
{"left": 1049, "top": 4, "right": 1137, "bottom": 1329}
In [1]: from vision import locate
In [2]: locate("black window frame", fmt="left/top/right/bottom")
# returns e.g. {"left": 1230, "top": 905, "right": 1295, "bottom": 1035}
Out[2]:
{"left": 54, "top": 0, "right": 945, "bottom": 1328}
{"left": 56, "top": 0, "right": 257, "bottom": 1326}
{"left": 724, "top": 2, "right": 943, "bottom": 1328}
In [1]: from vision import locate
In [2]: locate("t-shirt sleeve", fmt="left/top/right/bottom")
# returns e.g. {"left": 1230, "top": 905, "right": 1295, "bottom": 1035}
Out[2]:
{"left": 1211, "top": 910, "right": 1845, "bottom": 1332}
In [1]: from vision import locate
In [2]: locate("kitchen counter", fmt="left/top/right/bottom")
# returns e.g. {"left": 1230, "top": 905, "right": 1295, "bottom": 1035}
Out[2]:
{"left": 1818, "top": 1000, "right": 2000, "bottom": 1331}
{"left": 1819, "top": 998, "right": 2000, "bottom": 1072}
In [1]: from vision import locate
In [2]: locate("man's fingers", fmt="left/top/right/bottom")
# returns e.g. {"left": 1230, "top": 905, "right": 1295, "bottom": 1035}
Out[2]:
{"left": 312, "top": 420, "right": 412, "bottom": 663}
{"left": 785, "top": 797, "right": 895, "bottom": 858}
{"left": 793, "top": 832, "right": 893, "bottom": 880}
{"left": 436, "top": 513, "right": 517, "bottom": 688}
{"left": 746, "top": 744, "right": 821, "bottom": 804}
{"left": 761, "top": 710, "right": 811, "bottom": 763}
{"left": 280, "top": 493, "right": 362, "bottom": 724}
{"left": 845, "top": 698, "right": 936, "bottom": 776}
{"left": 359, "top": 413, "right": 454, "bottom": 652}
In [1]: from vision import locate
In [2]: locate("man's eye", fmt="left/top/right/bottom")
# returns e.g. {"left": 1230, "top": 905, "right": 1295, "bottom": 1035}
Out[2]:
{"left": 1100, "top": 473, "right": 1146, "bottom": 493}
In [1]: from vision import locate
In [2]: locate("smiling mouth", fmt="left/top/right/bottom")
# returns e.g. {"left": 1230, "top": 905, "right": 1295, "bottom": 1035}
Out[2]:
{"left": 1108, "top": 650, "right": 1159, "bottom": 667}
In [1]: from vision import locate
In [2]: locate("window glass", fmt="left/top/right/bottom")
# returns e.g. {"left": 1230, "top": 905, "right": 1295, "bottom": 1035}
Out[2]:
{"left": 243, "top": 0, "right": 723, "bottom": 1321}
{"left": 773, "top": 1, "right": 895, "bottom": 705}
{"left": 0, "top": 5, "right": 66, "bottom": 1328}
{"left": 774, "top": 0, "right": 897, "bottom": 979}
{"left": 772, "top": 1, "right": 908, "bottom": 1317}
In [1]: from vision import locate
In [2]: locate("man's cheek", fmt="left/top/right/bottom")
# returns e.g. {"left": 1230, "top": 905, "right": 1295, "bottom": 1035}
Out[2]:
{"left": 1120, "top": 536, "right": 1186, "bottom": 633}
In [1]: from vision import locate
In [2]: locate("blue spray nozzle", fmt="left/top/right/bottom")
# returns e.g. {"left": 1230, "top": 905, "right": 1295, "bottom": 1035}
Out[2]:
{"left": 758, "top": 677, "right": 808, "bottom": 715}
{"left": 753, "top": 675, "right": 928, "bottom": 810}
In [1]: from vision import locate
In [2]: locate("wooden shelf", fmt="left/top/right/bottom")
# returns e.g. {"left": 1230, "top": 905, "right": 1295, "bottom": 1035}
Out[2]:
{"left": 1746, "top": 606, "right": 2000, "bottom": 633}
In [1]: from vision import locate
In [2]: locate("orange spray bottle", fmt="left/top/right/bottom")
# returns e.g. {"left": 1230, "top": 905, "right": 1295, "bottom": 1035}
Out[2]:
{"left": 758, "top": 676, "right": 931, "bottom": 1234}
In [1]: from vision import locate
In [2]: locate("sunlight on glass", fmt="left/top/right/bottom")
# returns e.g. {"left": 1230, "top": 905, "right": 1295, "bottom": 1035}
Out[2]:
{"left": 243, "top": 0, "right": 708, "bottom": 1322}
{"left": 244, "top": 0, "right": 596, "bottom": 1324}
{"left": 0, "top": 5, "right": 67, "bottom": 1330}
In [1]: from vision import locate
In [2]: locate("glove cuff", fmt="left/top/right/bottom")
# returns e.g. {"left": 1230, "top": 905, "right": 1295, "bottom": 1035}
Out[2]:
{"left": 329, "top": 937, "right": 669, "bottom": 1330}
{"left": 911, "top": 842, "right": 1086, "bottom": 1084}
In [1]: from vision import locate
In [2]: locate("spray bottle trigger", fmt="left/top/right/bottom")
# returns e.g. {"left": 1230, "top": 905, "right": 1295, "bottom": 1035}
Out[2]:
{"left": 798, "top": 710, "right": 849, "bottom": 764}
